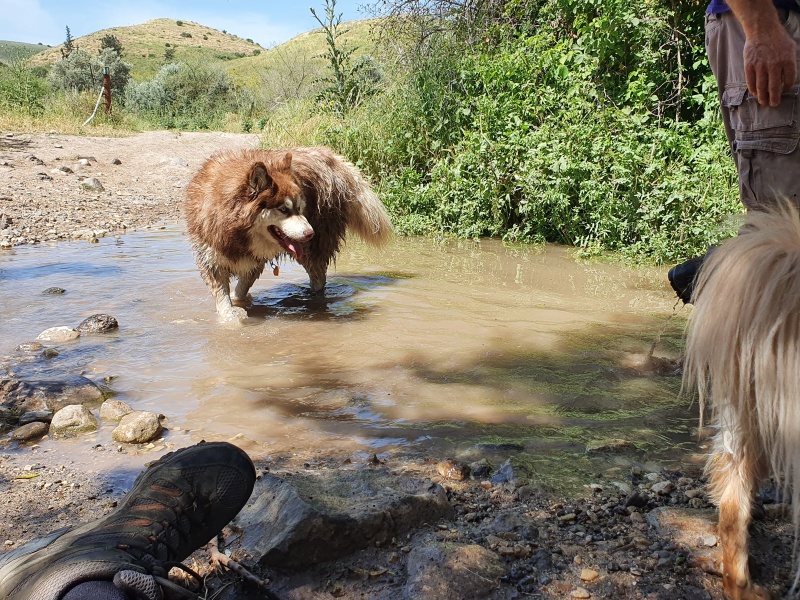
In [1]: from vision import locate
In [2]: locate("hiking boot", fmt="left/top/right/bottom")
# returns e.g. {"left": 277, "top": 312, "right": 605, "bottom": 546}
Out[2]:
{"left": 0, "top": 441, "right": 256, "bottom": 600}
{"left": 668, "top": 247, "right": 716, "bottom": 304}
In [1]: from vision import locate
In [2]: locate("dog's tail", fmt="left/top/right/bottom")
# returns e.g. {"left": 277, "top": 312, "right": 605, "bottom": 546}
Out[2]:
{"left": 289, "top": 147, "right": 391, "bottom": 247}
{"left": 684, "top": 201, "right": 800, "bottom": 581}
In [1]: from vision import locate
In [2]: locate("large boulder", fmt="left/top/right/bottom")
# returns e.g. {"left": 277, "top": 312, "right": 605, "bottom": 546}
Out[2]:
{"left": 237, "top": 469, "right": 454, "bottom": 570}
{"left": 50, "top": 404, "right": 98, "bottom": 438}
{"left": 0, "top": 375, "right": 107, "bottom": 414}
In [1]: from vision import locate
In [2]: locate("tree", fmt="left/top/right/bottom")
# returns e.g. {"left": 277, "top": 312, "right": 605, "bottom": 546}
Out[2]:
{"left": 60, "top": 26, "right": 75, "bottom": 59}
{"left": 311, "top": 0, "right": 378, "bottom": 113}
{"left": 99, "top": 34, "right": 123, "bottom": 56}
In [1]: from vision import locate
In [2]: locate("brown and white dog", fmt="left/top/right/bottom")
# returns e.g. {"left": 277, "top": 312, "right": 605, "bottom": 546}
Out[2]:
{"left": 184, "top": 147, "right": 391, "bottom": 320}
{"left": 684, "top": 203, "right": 800, "bottom": 599}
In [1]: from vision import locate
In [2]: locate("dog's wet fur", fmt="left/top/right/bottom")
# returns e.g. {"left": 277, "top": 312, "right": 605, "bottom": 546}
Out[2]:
{"left": 684, "top": 203, "right": 800, "bottom": 599}
{"left": 185, "top": 147, "right": 391, "bottom": 320}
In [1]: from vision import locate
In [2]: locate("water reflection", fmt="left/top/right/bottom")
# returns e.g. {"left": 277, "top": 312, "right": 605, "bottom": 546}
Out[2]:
{"left": 0, "top": 228, "right": 694, "bottom": 492}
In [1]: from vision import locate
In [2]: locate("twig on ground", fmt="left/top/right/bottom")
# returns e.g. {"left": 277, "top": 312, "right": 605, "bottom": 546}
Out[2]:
{"left": 208, "top": 535, "right": 274, "bottom": 595}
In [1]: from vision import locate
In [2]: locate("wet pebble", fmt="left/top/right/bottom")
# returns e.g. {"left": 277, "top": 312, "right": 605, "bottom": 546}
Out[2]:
{"left": 99, "top": 399, "right": 133, "bottom": 422}
{"left": 436, "top": 459, "right": 470, "bottom": 481}
{"left": 43, "top": 287, "right": 66, "bottom": 295}
{"left": 112, "top": 411, "right": 162, "bottom": 443}
{"left": 36, "top": 326, "right": 79, "bottom": 343}
{"left": 15, "top": 342, "right": 43, "bottom": 353}
{"left": 76, "top": 314, "right": 119, "bottom": 334}
{"left": 10, "top": 421, "right": 49, "bottom": 442}
{"left": 50, "top": 405, "right": 99, "bottom": 437}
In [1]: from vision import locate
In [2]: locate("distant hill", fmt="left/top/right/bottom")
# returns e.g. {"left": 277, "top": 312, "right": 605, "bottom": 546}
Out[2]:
{"left": 29, "top": 18, "right": 264, "bottom": 79}
{"left": 0, "top": 40, "right": 48, "bottom": 65}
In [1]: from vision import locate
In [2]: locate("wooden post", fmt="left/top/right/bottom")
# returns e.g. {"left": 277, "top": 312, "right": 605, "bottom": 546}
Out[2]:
{"left": 103, "top": 67, "right": 111, "bottom": 114}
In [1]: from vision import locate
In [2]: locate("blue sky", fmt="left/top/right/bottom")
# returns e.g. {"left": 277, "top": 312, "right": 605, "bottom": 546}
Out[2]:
{"left": 0, "top": 0, "right": 371, "bottom": 47}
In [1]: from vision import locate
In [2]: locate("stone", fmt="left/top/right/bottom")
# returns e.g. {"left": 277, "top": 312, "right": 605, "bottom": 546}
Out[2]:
{"left": 0, "top": 375, "right": 107, "bottom": 413}
{"left": 99, "top": 399, "right": 133, "bottom": 422}
{"left": 238, "top": 471, "right": 454, "bottom": 569}
{"left": 50, "top": 405, "right": 98, "bottom": 437}
{"left": 491, "top": 459, "right": 516, "bottom": 484}
{"left": 112, "top": 411, "right": 162, "bottom": 443}
{"left": 111, "top": 158, "right": 122, "bottom": 165}
{"left": 580, "top": 568, "right": 600, "bottom": 582}
{"left": 436, "top": 459, "right": 470, "bottom": 481}
{"left": 81, "top": 177, "right": 104, "bottom": 191}
{"left": 585, "top": 439, "right": 634, "bottom": 454}
{"left": 43, "top": 287, "right": 66, "bottom": 295}
{"left": 15, "top": 342, "right": 44, "bottom": 353}
{"left": 36, "top": 326, "right": 79, "bottom": 343}
{"left": 572, "top": 587, "right": 592, "bottom": 599}
{"left": 404, "top": 543, "right": 506, "bottom": 600}
{"left": 10, "top": 421, "right": 49, "bottom": 442}
{"left": 76, "top": 314, "right": 119, "bottom": 333}
{"left": 19, "top": 410, "right": 53, "bottom": 425}
{"left": 651, "top": 481, "right": 675, "bottom": 495}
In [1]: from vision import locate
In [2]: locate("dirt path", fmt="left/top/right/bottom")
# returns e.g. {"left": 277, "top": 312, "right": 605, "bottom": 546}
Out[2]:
{"left": 0, "top": 130, "right": 261, "bottom": 246}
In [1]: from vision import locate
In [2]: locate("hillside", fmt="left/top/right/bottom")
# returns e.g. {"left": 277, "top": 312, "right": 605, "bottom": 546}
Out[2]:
{"left": 0, "top": 41, "right": 48, "bottom": 65}
{"left": 29, "top": 18, "right": 264, "bottom": 79}
{"left": 226, "top": 19, "right": 382, "bottom": 100}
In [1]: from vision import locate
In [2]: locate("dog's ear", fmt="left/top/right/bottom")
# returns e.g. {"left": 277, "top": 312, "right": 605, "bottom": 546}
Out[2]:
{"left": 247, "top": 162, "right": 271, "bottom": 195}
{"left": 279, "top": 152, "right": 292, "bottom": 171}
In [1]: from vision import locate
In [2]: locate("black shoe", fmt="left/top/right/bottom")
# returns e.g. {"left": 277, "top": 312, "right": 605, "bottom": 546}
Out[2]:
{"left": 0, "top": 441, "right": 256, "bottom": 600}
{"left": 668, "top": 248, "right": 716, "bottom": 304}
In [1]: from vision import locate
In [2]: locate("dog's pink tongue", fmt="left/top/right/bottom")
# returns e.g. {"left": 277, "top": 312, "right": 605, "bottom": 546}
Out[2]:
{"left": 286, "top": 241, "right": 303, "bottom": 260}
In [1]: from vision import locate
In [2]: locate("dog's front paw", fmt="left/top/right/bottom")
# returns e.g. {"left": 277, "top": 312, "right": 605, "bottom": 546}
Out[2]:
{"left": 219, "top": 306, "right": 248, "bottom": 322}
{"left": 231, "top": 294, "right": 253, "bottom": 308}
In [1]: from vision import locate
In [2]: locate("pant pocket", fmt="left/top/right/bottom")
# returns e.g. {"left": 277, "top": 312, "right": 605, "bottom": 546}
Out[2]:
{"left": 722, "top": 84, "right": 800, "bottom": 154}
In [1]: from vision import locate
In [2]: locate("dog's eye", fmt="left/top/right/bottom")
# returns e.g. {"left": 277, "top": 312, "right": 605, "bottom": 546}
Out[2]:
{"left": 278, "top": 206, "right": 290, "bottom": 214}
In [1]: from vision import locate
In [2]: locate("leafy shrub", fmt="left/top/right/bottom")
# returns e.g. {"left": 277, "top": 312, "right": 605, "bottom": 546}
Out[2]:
{"left": 323, "top": 0, "right": 740, "bottom": 260}
{"left": 0, "top": 57, "right": 49, "bottom": 114}
{"left": 47, "top": 48, "right": 131, "bottom": 96}
{"left": 124, "top": 61, "right": 234, "bottom": 129}
{"left": 180, "top": 32, "right": 192, "bottom": 38}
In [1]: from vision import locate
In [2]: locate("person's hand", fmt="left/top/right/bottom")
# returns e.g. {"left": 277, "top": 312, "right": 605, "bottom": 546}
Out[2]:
{"left": 742, "top": 25, "right": 797, "bottom": 106}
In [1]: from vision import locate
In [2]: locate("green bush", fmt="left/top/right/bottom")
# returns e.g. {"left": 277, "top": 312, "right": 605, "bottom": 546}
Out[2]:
{"left": 124, "top": 61, "right": 234, "bottom": 129}
{"left": 321, "top": 0, "right": 740, "bottom": 261}
{"left": 47, "top": 48, "right": 131, "bottom": 96}
{"left": 0, "top": 58, "right": 49, "bottom": 114}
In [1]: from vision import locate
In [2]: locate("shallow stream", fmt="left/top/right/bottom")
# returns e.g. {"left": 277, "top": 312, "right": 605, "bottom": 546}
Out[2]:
{"left": 0, "top": 228, "right": 700, "bottom": 493}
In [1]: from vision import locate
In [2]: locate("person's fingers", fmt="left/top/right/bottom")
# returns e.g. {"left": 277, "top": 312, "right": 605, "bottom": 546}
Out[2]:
{"left": 754, "top": 66, "right": 770, "bottom": 105}
{"left": 768, "top": 63, "right": 784, "bottom": 106}
{"left": 784, "top": 60, "right": 797, "bottom": 93}
{"left": 745, "top": 60, "right": 758, "bottom": 98}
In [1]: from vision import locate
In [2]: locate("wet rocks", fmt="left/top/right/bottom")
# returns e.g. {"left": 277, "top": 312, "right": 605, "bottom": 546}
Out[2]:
{"left": 10, "top": 421, "right": 49, "bottom": 442}
{"left": 238, "top": 470, "right": 455, "bottom": 569}
{"left": 76, "top": 314, "right": 119, "bottom": 334}
{"left": 585, "top": 439, "right": 635, "bottom": 455}
{"left": 112, "top": 411, "right": 162, "bottom": 443}
{"left": 50, "top": 404, "right": 98, "bottom": 437}
{"left": 404, "top": 543, "right": 506, "bottom": 599}
{"left": 0, "top": 375, "right": 107, "bottom": 414}
{"left": 36, "top": 326, "right": 79, "bottom": 343}
{"left": 99, "top": 399, "right": 133, "bottom": 422}
{"left": 42, "top": 287, "right": 66, "bottom": 295}
{"left": 436, "top": 459, "right": 470, "bottom": 481}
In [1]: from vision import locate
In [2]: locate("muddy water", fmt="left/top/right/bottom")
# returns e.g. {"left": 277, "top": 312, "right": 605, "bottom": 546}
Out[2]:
{"left": 0, "top": 229, "right": 699, "bottom": 493}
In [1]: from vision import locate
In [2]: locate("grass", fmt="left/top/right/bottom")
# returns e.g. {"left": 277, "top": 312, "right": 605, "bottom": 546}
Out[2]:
{"left": 0, "top": 41, "right": 48, "bottom": 65}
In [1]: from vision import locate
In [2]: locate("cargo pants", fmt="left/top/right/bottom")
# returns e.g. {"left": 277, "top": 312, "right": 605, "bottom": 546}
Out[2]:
{"left": 706, "top": 8, "right": 800, "bottom": 211}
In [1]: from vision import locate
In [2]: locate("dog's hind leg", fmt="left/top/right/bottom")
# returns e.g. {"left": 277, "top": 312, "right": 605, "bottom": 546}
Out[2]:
{"left": 709, "top": 421, "right": 771, "bottom": 600}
